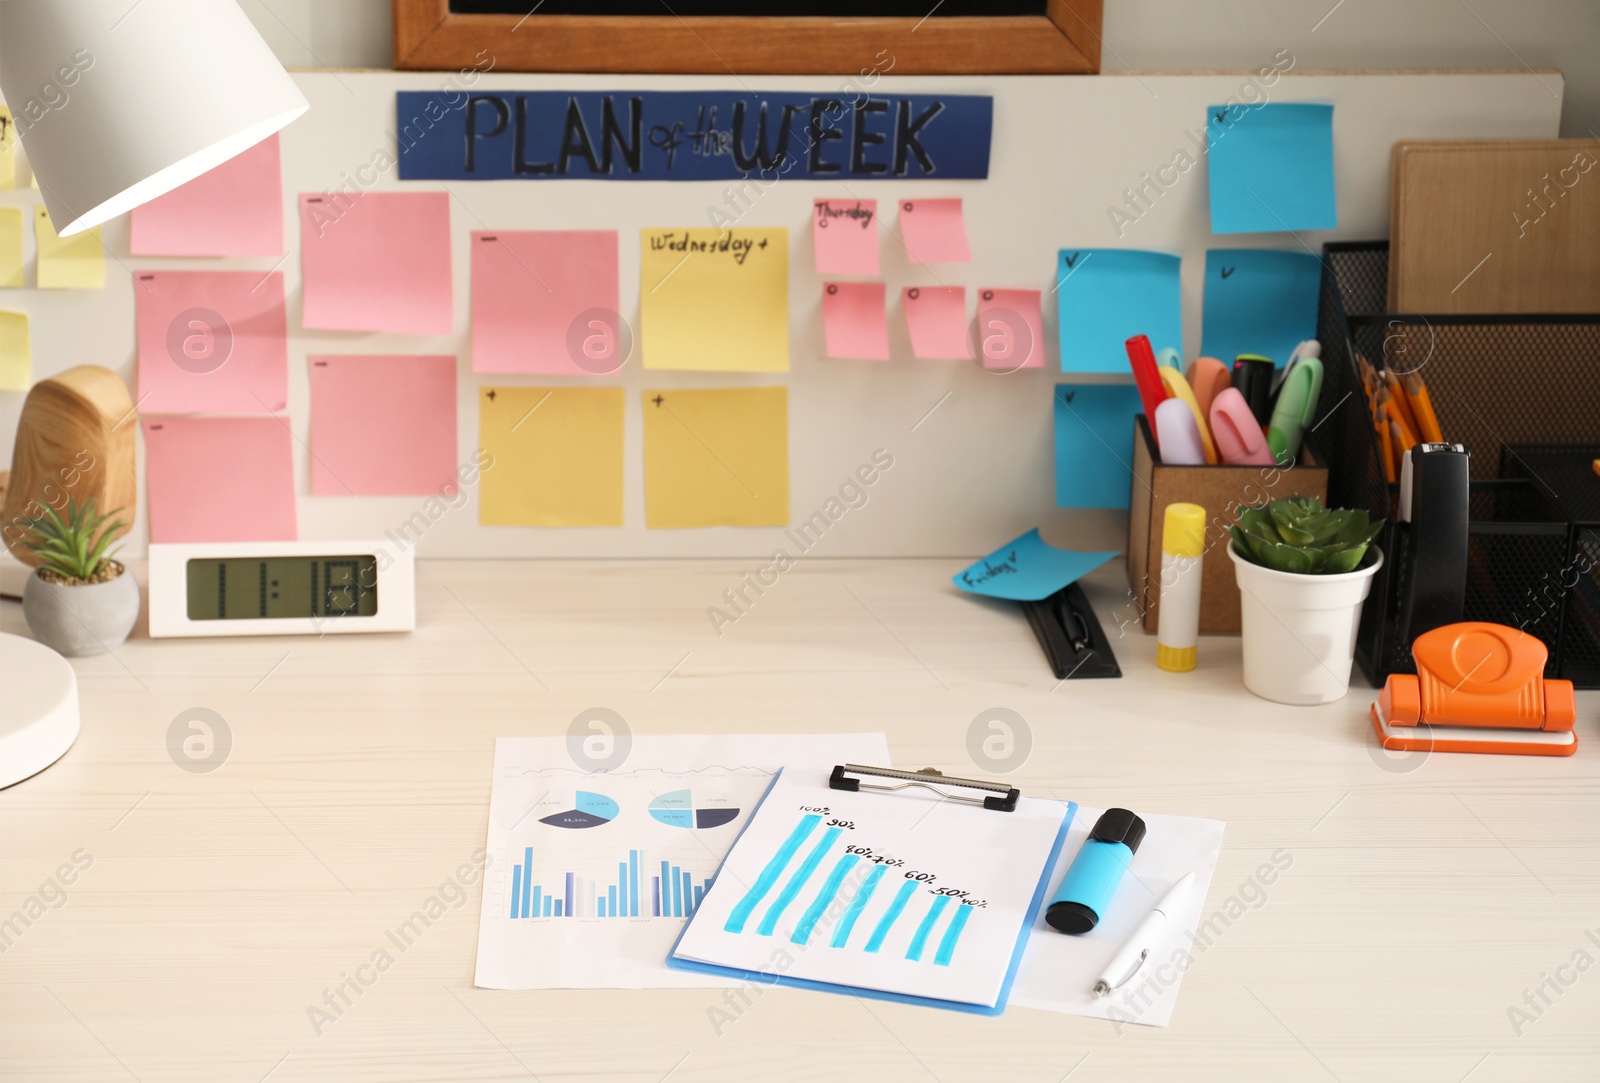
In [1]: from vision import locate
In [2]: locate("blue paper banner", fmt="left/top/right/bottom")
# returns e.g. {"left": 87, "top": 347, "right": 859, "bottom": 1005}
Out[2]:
{"left": 394, "top": 91, "right": 992, "bottom": 182}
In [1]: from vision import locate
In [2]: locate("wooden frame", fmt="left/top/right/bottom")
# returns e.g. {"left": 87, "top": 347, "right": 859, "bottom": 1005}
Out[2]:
{"left": 392, "top": 1, "right": 1102, "bottom": 75}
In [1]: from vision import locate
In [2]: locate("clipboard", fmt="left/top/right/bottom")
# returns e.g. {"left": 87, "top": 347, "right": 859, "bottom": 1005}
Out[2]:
{"left": 666, "top": 763, "right": 1076, "bottom": 1015}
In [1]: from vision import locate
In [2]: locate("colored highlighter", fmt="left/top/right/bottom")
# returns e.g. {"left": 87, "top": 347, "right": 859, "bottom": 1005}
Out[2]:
{"left": 1124, "top": 334, "right": 1170, "bottom": 445}
{"left": 1266, "top": 357, "right": 1324, "bottom": 465}
{"left": 1154, "top": 399, "right": 1207, "bottom": 465}
{"left": 1158, "top": 366, "right": 1218, "bottom": 463}
{"left": 1046, "top": 808, "right": 1147, "bottom": 934}
{"left": 1232, "top": 354, "right": 1275, "bottom": 426}
{"left": 1210, "top": 387, "right": 1275, "bottom": 465}
{"left": 1187, "top": 356, "right": 1231, "bottom": 420}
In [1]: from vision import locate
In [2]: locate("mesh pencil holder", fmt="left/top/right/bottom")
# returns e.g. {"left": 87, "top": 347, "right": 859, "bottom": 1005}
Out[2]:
{"left": 1316, "top": 241, "right": 1600, "bottom": 689}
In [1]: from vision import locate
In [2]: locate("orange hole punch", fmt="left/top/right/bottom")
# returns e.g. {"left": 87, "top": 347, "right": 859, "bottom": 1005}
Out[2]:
{"left": 1371, "top": 622, "right": 1578, "bottom": 756}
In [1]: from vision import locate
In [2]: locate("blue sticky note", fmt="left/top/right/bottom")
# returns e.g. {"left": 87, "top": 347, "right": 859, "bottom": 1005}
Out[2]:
{"left": 953, "top": 529, "right": 1119, "bottom": 602}
{"left": 1054, "top": 383, "right": 1143, "bottom": 509}
{"left": 1200, "top": 249, "right": 1323, "bottom": 366}
{"left": 1055, "top": 249, "right": 1182, "bottom": 374}
{"left": 1207, "top": 103, "right": 1336, "bottom": 234}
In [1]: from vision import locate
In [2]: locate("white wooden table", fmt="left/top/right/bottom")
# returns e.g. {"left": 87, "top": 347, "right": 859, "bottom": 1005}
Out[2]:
{"left": 3, "top": 559, "right": 1596, "bottom": 1082}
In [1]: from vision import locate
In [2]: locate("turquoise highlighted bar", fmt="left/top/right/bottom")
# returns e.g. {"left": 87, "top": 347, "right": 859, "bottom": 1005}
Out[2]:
{"left": 906, "top": 895, "right": 951, "bottom": 962}
{"left": 935, "top": 903, "right": 973, "bottom": 966}
{"left": 830, "top": 865, "right": 887, "bottom": 948}
{"left": 724, "top": 814, "right": 822, "bottom": 933}
{"left": 757, "top": 827, "right": 843, "bottom": 936}
{"left": 791, "top": 854, "right": 861, "bottom": 945}
{"left": 865, "top": 880, "right": 918, "bottom": 953}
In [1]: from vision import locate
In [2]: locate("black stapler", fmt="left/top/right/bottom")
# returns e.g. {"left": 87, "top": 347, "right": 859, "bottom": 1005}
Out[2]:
{"left": 1020, "top": 582, "right": 1121, "bottom": 680}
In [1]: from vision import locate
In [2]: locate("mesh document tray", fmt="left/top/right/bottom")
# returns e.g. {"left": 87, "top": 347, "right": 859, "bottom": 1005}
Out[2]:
{"left": 1316, "top": 242, "right": 1600, "bottom": 688}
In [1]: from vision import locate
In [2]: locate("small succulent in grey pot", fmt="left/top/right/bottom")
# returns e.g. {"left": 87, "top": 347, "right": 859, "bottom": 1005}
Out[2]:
{"left": 21, "top": 498, "right": 139, "bottom": 657}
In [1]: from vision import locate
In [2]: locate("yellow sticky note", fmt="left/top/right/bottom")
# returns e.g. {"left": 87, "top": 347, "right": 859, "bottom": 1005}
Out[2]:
{"left": 640, "top": 228, "right": 789, "bottom": 371}
{"left": 0, "top": 310, "right": 31, "bottom": 390}
{"left": 643, "top": 387, "right": 789, "bottom": 528}
{"left": 36, "top": 205, "right": 104, "bottom": 289}
{"left": 479, "top": 387, "right": 624, "bottom": 527}
{"left": 0, "top": 208, "right": 23, "bottom": 288}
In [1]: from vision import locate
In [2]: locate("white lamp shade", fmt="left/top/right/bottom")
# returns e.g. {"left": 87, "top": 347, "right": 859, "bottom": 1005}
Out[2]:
{"left": 0, "top": 0, "right": 309, "bottom": 236}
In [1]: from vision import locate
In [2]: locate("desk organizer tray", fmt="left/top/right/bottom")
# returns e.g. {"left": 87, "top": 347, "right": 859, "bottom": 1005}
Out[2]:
{"left": 1317, "top": 241, "right": 1600, "bottom": 688}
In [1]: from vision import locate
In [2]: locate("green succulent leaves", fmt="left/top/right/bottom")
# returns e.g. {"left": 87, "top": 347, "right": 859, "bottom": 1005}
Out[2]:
{"left": 1230, "top": 495, "right": 1382, "bottom": 576}
{"left": 24, "top": 497, "right": 126, "bottom": 582}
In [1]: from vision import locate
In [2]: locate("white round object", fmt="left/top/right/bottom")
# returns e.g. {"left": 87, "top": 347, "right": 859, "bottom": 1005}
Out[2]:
{"left": 0, "top": 632, "right": 81, "bottom": 787}
{"left": 0, "top": 0, "right": 309, "bottom": 236}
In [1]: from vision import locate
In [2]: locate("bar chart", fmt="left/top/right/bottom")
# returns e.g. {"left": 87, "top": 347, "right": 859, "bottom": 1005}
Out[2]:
{"left": 722, "top": 814, "right": 980, "bottom": 966}
{"left": 505, "top": 845, "right": 715, "bottom": 920}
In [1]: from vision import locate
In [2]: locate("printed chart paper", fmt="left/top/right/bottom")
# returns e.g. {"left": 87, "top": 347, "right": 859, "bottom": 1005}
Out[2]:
{"left": 479, "top": 386, "right": 624, "bottom": 527}
{"left": 977, "top": 288, "right": 1045, "bottom": 370}
{"left": 471, "top": 230, "right": 620, "bottom": 374}
{"left": 1011, "top": 806, "right": 1226, "bottom": 1027}
{"left": 142, "top": 417, "right": 297, "bottom": 543}
{"left": 1207, "top": 102, "right": 1337, "bottom": 234}
{"left": 474, "top": 733, "right": 889, "bottom": 990}
{"left": 898, "top": 198, "right": 970, "bottom": 263}
{"left": 1200, "top": 249, "right": 1322, "bottom": 366}
{"left": 308, "top": 355, "right": 458, "bottom": 496}
{"left": 131, "top": 134, "right": 284, "bottom": 257}
{"left": 953, "top": 529, "right": 1119, "bottom": 602}
{"left": 1054, "top": 384, "right": 1144, "bottom": 509}
{"left": 1056, "top": 249, "right": 1182, "bottom": 374}
{"left": 300, "top": 191, "right": 453, "bottom": 334}
{"left": 813, "top": 199, "right": 879, "bottom": 276}
{"left": 903, "top": 286, "right": 970, "bottom": 360}
{"left": 822, "top": 282, "right": 889, "bottom": 361}
{"left": 640, "top": 228, "right": 789, "bottom": 372}
{"left": 134, "top": 271, "right": 289, "bottom": 415}
{"left": 671, "top": 766, "right": 1071, "bottom": 1010}
{"left": 0, "top": 310, "right": 29, "bottom": 390}
{"left": 35, "top": 207, "right": 103, "bottom": 289}
{"left": 642, "top": 387, "right": 789, "bottom": 528}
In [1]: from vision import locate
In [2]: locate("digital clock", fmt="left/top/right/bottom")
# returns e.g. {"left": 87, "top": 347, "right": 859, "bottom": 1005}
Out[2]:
{"left": 148, "top": 541, "right": 415, "bottom": 638}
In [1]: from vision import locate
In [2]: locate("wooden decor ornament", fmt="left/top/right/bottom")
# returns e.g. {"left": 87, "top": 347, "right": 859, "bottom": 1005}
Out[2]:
{"left": 1, "top": 365, "right": 136, "bottom": 566}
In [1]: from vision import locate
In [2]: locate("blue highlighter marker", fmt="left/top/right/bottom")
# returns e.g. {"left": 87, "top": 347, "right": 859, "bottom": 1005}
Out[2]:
{"left": 1045, "top": 808, "right": 1146, "bottom": 934}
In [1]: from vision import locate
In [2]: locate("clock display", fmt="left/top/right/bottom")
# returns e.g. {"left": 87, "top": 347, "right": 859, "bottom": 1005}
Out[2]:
{"left": 185, "top": 556, "right": 379, "bottom": 621}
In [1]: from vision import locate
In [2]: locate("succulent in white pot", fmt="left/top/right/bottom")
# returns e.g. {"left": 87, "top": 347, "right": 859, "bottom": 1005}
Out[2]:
{"left": 1227, "top": 496, "right": 1385, "bottom": 705}
{"left": 21, "top": 498, "right": 139, "bottom": 657}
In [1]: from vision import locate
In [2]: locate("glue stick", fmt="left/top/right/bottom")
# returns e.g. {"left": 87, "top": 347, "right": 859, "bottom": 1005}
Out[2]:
{"left": 1156, "top": 503, "right": 1206, "bottom": 672}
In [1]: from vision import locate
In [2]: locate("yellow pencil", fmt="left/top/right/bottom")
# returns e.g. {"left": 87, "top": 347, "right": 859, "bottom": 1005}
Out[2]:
{"left": 1402, "top": 372, "right": 1444, "bottom": 443}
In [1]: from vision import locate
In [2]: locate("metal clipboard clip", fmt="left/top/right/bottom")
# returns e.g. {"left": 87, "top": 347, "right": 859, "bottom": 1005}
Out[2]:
{"left": 828, "top": 764, "right": 1021, "bottom": 813}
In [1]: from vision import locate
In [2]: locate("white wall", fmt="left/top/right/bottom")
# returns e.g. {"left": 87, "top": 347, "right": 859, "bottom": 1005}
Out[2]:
{"left": 237, "top": 0, "right": 1598, "bottom": 137}
{"left": 0, "top": 71, "right": 1561, "bottom": 561}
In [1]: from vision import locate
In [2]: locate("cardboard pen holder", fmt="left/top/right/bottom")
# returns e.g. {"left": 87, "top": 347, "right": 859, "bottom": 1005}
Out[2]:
{"left": 1127, "top": 415, "right": 1328, "bottom": 636}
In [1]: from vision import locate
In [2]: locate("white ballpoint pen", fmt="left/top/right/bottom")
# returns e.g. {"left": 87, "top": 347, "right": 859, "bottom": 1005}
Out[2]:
{"left": 1091, "top": 872, "right": 1195, "bottom": 997}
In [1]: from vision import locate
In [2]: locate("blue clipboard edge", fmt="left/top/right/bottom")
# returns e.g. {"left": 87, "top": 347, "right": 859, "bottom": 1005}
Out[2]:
{"left": 665, "top": 767, "right": 1078, "bottom": 1016}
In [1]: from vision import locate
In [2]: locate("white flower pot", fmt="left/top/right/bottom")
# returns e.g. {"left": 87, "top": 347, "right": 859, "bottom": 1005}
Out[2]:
{"left": 1228, "top": 543, "right": 1383, "bottom": 705}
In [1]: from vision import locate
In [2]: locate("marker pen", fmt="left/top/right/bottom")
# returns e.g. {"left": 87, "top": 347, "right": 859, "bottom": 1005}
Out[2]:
{"left": 1046, "top": 808, "right": 1147, "bottom": 934}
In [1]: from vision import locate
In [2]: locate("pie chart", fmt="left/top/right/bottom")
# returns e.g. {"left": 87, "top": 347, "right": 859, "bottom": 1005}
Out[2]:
{"left": 538, "top": 790, "right": 619, "bottom": 829}
{"left": 648, "top": 789, "right": 739, "bottom": 829}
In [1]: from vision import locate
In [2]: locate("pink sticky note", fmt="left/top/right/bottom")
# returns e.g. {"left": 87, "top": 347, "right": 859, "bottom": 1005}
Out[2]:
{"left": 143, "top": 417, "right": 297, "bottom": 543}
{"left": 300, "top": 191, "right": 453, "bottom": 334}
{"left": 822, "top": 282, "right": 889, "bottom": 361}
{"left": 308, "top": 355, "right": 459, "bottom": 496}
{"left": 813, "top": 199, "right": 879, "bottom": 276}
{"left": 131, "top": 135, "right": 284, "bottom": 257}
{"left": 135, "top": 270, "right": 289, "bottom": 414}
{"left": 977, "top": 288, "right": 1046, "bottom": 370}
{"left": 903, "top": 286, "right": 971, "bottom": 359}
{"left": 471, "top": 230, "right": 620, "bottom": 374}
{"left": 898, "top": 198, "right": 970, "bottom": 263}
